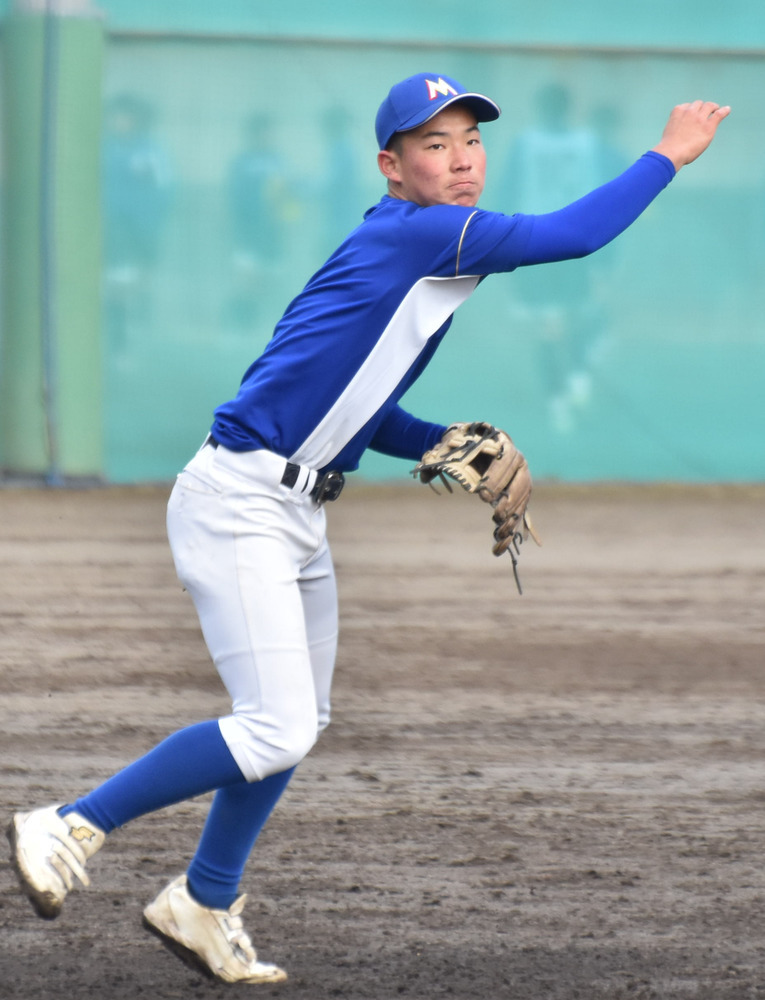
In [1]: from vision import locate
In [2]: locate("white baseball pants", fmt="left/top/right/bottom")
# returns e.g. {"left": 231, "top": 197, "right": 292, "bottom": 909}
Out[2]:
{"left": 166, "top": 440, "right": 338, "bottom": 782}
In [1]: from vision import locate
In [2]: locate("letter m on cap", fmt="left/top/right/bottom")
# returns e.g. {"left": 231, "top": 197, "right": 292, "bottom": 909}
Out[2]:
{"left": 426, "top": 77, "right": 459, "bottom": 101}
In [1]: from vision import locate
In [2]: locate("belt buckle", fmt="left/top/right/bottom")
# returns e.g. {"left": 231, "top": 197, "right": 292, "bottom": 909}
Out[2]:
{"left": 312, "top": 470, "right": 345, "bottom": 504}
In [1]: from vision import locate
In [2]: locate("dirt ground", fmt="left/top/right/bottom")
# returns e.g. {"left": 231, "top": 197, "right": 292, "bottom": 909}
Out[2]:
{"left": 1, "top": 480, "right": 765, "bottom": 999}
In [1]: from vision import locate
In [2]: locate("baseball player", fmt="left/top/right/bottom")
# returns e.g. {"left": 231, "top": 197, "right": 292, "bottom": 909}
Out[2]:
{"left": 8, "top": 73, "right": 728, "bottom": 985}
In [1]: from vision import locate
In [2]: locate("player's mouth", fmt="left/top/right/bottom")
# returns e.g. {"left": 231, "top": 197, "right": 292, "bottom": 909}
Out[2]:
{"left": 447, "top": 181, "right": 480, "bottom": 204}
{"left": 448, "top": 180, "right": 479, "bottom": 198}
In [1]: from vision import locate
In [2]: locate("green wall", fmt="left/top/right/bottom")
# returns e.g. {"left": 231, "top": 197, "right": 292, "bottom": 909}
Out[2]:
{"left": 1, "top": 2, "right": 763, "bottom": 483}
{"left": 75, "top": 0, "right": 765, "bottom": 49}
{"left": 0, "top": 8, "right": 103, "bottom": 480}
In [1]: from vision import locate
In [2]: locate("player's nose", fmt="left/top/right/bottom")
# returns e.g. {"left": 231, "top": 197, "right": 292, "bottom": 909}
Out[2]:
{"left": 451, "top": 147, "right": 472, "bottom": 170}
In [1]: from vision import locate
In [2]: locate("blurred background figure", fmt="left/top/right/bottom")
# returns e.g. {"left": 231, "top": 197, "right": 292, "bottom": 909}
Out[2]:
{"left": 102, "top": 94, "right": 173, "bottom": 354}
{"left": 504, "top": 83, "right": 626, "bottom": 433}
{"left": 224, "top": 112, "right": 298, "bottom": 333}
{"left": 316, "top": 104, "right": 364, "bottom": 258}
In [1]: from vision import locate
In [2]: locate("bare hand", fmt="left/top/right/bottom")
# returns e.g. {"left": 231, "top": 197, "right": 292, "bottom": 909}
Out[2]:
{"left": 652, "top": 101, "right": 731, "bottom": 171}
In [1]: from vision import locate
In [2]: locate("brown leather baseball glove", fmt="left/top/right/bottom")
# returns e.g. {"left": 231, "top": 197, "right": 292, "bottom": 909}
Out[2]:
{"left": 412, "top": 421, "right": 540, "bottom": 592}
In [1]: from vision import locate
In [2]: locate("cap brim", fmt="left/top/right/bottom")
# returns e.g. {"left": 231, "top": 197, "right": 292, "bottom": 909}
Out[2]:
{"left": 397, "top": 93, "right": 501, "bottom": 135}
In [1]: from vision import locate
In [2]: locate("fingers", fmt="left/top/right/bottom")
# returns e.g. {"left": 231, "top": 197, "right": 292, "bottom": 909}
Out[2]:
{"left": 672, "top": 100, "right": 730, "bottom": 124}
{"left": 692, "top": 100, "right": 731, "bottom": 121}
{"left": 711, "top": 103, "right": 732, "bottom": 121}
{"left": 696, "top": 100, "right": 730, "bottom": 119}
{"left": 653, "top": 98, "right": 730, "bottom": 170}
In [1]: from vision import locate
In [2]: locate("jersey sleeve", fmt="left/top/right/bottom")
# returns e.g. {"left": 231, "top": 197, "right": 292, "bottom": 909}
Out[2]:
{"left": 453, "top": 150, "right": 675, "bottom": 275}
{"left": 517, "top": 151, "right": 675, "bottom": 265}
{"left": 367, "top": 404, "right": 446, "bottom": 461}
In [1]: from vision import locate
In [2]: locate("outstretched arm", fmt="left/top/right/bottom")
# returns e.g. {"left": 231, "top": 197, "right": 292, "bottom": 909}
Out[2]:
{"left": 516, "top": 99, "right": 730, "bottom": 267}
{"left": 651, "top": 100, "right": 731, "bottom": 171}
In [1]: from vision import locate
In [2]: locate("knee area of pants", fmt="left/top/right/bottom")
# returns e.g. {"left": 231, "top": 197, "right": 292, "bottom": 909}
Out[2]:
{"left": 269, "top": 734, "right": 316, "bottom": 772}
{"left": 236, "top": 715, "right": 318, "bottom": 772}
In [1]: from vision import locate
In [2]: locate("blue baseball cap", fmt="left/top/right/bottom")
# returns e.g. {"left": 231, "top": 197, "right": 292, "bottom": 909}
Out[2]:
{"left": 375, "top": 72, "right": 501, "bottom": 150}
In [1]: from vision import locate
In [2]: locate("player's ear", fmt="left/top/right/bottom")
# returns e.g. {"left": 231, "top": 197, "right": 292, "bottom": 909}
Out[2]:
{"left": 377, "top": 149, "right": 402, "bottom": 183}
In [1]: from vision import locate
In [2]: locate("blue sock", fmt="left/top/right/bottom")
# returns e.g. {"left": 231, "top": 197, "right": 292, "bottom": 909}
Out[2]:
{"left": 60, "top": 720, "right": 245, "bottom": 833}
{"left": 186, "top": 766, "right": 295, "bottom": 910}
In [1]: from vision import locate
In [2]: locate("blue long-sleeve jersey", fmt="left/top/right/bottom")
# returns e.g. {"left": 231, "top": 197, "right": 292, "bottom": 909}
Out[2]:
{"left": 212, "top": 151, "right": 675, "bottom": 472}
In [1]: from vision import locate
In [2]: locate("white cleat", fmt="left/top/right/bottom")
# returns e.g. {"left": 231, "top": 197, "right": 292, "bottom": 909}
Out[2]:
{"left": 7, "top": 804, "right": 106, "bottom": 919}
{"left": 143, "top": 874, "right": 288, "bottom": 985}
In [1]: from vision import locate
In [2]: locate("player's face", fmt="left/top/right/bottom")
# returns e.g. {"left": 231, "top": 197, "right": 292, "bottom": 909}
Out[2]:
{"left": 378, "top": 105, "right": 486, "bottom": 208}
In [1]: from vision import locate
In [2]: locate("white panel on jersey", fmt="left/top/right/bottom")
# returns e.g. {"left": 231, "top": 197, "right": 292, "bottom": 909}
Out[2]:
{"left": 289, "top": 274, "right": 480, "bottom": 470}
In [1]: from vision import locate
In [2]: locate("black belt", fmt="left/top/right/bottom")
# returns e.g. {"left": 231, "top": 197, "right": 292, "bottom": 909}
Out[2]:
{"left": 206, "top": 435, "right": 345, "bottom": 504}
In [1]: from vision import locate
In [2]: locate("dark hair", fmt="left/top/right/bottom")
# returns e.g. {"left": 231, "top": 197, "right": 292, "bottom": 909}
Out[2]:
{"left": 385, "top": 132, "right": 405, "bottom": 154}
